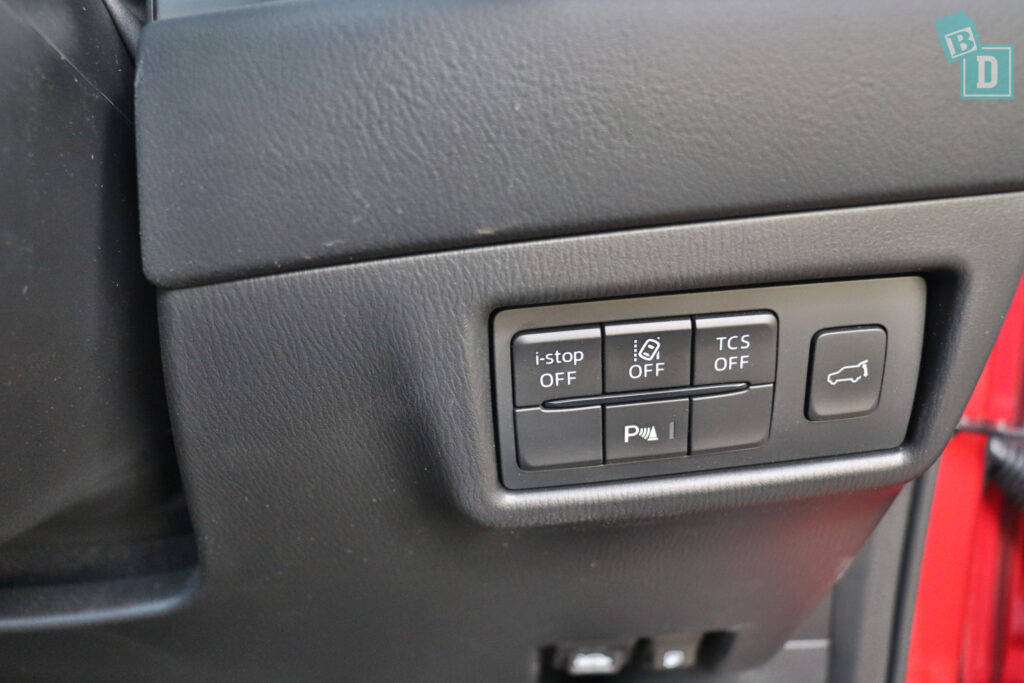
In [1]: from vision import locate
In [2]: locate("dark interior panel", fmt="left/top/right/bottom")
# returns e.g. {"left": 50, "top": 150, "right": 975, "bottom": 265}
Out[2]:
{"left": 0, "top": 195, "right": 1006, "bottom": 679}
{"left": 1, "top": 0, "right": 1022, "bottom": 680}
{"left": 135, "top": 0, "right": 1024, "bottom": 288}
{"left": 2, "top": 191, "right": 1016, "bottom": 679}
{"left": 0, "top": 0, "right": 194, "bottom": 600}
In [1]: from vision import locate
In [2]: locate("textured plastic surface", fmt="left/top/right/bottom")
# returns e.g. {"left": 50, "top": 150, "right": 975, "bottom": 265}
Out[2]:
{"left": 493, "top": 279, "right": 924, "bottom": 489}
{"left": 0, "top": 197, "right": 1019, "bottom": 679}
{"left": 135, "top": 0, "right": 1024, "bottom": 288}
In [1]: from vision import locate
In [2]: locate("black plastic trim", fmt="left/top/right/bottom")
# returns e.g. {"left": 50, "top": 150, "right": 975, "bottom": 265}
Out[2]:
{"left": 162, "top": 192, "right": 1024, "bottom": 528}
{"left": 135, "top": 0, "right": 1024, "bottom": 288}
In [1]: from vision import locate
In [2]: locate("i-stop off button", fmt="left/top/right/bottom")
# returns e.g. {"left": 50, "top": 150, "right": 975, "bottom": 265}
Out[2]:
{"left": 512, "top": 327, "right": 602, "bottom": 406}
{"left": 693, "top": 312, "right": 778, "bottom": 385}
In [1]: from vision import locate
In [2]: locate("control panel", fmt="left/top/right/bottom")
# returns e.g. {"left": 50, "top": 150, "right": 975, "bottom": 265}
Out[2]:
{"left": 492, "top": 277, "right": 926, "bottom": 489}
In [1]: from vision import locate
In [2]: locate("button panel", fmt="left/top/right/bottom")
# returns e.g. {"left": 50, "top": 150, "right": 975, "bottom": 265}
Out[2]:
{"left": 508, "top": 311, "right": 777, "bottom": 473}
{"left": 493, "top": 277, "right": 926, "bottom": 490}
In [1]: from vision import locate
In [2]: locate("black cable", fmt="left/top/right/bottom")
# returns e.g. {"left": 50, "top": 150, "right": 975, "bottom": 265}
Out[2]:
{"left": 954, "top": 420, "right": 1024, "bottom": 508}
{"left": 956, "top": 418, "right": 1024, "bottom": 439}
{"left": 987, "top": 435, "right": 1024, "bottom": 509}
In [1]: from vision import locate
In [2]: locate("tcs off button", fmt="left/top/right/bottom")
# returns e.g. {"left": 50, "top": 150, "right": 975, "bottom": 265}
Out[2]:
{"left": 693, "top": 312, "right": 778, "bottom": 385}
{"left": 512, "top": 327, "right": 602, "bottom": 406}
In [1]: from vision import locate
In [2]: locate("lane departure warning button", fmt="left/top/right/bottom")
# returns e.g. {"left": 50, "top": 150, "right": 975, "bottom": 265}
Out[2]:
{"left": 604, "top": 318, "right": 692, "bottom": 392}
{"left": 512, "top": 327, "right": 602, "bottom": 406}
{"left": 693, "top": 312, "right": 778, "bottom": 385}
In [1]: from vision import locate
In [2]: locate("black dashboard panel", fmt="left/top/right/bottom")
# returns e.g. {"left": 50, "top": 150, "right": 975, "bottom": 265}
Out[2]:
{"left": 135, "top": 0, "right": 1024, "bottom": 287}
{"left": 0, "top": 195, "right": 1008, "bottom": 679}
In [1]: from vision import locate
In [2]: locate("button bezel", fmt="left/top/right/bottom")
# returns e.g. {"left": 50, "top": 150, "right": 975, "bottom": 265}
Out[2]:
{"left": 493, "top": 277, "right": 926, "bottom": 490}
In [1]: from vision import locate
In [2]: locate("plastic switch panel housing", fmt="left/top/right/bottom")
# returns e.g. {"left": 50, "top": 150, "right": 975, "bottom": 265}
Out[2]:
{"left": 493, "top": 278, "right": 926, "bottom": 490}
